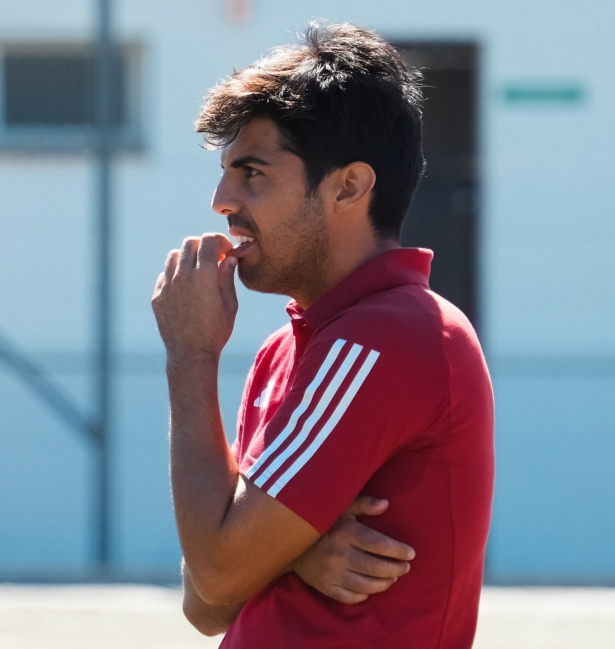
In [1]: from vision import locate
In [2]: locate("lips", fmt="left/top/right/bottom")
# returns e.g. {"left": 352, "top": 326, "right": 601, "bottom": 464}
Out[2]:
{"left": 228, "top": 226, "right": 258, "bottom": 259}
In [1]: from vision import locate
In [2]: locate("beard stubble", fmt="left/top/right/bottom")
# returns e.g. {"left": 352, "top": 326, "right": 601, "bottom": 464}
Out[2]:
{"left": 237, "top": 192, "right": 329, "bottom": 301}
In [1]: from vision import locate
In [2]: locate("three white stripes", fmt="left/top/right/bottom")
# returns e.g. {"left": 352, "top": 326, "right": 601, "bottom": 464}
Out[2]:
{"left": 247, "top": 339, "right": 380, "bottom": 497}
{"left": 245, "top": 339, "right": 346, "bottom": 480}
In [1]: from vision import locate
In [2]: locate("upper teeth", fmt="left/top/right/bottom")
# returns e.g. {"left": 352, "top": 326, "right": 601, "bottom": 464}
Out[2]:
{"left": 235, "top": 235, "right": 255, "bottom": 244}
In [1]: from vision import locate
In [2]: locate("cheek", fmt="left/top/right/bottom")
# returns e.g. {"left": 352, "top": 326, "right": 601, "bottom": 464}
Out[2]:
{"left": 247, "top": 175, "right": 309, "bottom": 238}
{"left": 253, "top": 199, "right": 297, "bottom": 234}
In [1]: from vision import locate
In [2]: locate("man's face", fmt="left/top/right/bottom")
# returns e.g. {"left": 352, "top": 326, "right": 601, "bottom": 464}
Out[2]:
{"left": 213, "top": 118, "right": 329, "bottom": 299}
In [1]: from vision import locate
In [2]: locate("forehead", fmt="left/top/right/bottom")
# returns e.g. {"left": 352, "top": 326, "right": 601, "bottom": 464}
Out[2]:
{"left": 220, "top": 117, "right": 286, "bottom": 166}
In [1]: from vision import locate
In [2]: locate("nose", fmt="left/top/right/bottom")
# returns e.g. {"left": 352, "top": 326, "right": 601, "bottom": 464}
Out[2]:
{"left": 211, "top": 172, "right": 241, "bottom": 217}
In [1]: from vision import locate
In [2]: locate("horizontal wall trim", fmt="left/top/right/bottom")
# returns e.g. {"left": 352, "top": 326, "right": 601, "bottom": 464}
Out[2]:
{"left": 0, "top": 569, "right": 181, "bottom": 585}
{"left": 2, "top": 352, "right": 615, "bottom": 378}
{"left": 0, "top": 352, "right": 254, "bottom": 375}
{"left": 489, "top": 355, "right": 615, "bottom": 378}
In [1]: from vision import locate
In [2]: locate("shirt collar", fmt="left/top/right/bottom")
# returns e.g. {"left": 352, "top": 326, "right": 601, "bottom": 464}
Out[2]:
{"left": 285, "top": 248, "right": 433, "bottom": 331}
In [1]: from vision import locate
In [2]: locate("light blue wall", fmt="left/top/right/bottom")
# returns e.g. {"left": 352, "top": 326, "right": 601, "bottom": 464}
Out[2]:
{"left": 489, "top": 369, "right": 615, "bottom": 581}
{"left": 0, "top": 370, "right": 92, "bottom": 573}
{"left": 1, "top": 0, "right": 614, "bottom": 582}
{"left": 0, "top": 354, "right": 255, "bottom": 576}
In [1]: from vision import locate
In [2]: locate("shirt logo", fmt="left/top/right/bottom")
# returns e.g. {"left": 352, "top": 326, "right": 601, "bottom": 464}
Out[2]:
{"left": 253, "top": 379, "right": 274, "bottom": 409}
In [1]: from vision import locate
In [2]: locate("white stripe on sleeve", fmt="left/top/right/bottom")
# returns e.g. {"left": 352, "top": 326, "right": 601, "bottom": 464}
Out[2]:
{"left": 254, "top": 342, "right": 364, "bottom": 487}
{"left": 245, "top": 338, "right": 346, "bottom": 479}
{"left": 267, "top": 349, "right": 380, "bottom": 498}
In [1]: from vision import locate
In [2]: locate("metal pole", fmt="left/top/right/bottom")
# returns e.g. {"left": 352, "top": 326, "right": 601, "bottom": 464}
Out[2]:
{"left": 0, "top": 329, "right": 100, "bottom": 444}
{"left": 94, "top": 0, "right": 113, "bottom": 570}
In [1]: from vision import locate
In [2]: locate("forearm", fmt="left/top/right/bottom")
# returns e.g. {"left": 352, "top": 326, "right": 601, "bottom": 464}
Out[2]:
{"left": 155, "top": 235, "right": 320, "bottom": 607}
{"left": 168, "top": 351, "right": 239, "bottom": 594}
{"left": 182, "top": 559, "right": 245, "bottom": 636}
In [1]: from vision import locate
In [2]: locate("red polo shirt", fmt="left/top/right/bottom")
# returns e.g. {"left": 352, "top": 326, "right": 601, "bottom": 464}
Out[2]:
{"left": 222, "top": 248, "right": 494, "bottom": 649}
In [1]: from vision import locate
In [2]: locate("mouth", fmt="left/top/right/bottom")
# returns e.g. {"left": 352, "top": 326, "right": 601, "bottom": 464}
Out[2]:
{"left": 233, "top": 234, "right": 256, "bottom": 246}
{"left": 227, "top": 232, "right": 258, "bottom": 259}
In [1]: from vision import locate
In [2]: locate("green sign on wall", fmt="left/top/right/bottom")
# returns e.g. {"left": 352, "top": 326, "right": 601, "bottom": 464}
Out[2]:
{"left": 502, "top": 83, "right": 586, "bottom": 105}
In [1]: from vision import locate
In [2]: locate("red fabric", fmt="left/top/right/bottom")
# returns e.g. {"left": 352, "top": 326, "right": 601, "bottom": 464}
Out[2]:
{"left": 223, "top": 248, "right": 495, "bottom": 649}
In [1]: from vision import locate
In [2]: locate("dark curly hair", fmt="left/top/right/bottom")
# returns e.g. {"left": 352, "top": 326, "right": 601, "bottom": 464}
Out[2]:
{"left": 196, "top": 22, "right": 424, "bottom": 239}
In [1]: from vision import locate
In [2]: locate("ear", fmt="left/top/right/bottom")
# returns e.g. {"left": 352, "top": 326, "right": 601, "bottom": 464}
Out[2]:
{"left": 333, "top": 162, "right": 376, "bottom": 213}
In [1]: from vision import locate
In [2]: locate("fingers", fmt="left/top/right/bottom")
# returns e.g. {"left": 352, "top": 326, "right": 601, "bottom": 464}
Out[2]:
{"left": 326, "top": 572, "right": 398, "bottom": 604}
{"left": 345, "top": 546, "right": 410, "bottom": 580}
{"left": 197, "top": 233, "right": 234, "bottom": 268}
{"left": 161, "top": 234, "right": 233, "bottom": 279}
{"left": 327, "top": 587, "right": 369, "bottom": 605}
{"left": 157, "top": 233, "right": 234, "bottom": 292}
{"left": 338, "top": 571, "right": 397, "bottom": 596}
{"left": 175, "top": 237, "right": 200, "bottom": 277}
{"left": 218, "top": 255, "right": 239, "bottom": 311}
{"left": 346, "top": 495, "right": 389, "bottom": 519}
{"left": 152, "top": 271, "right": 166, "bottom": 304}
{"left": 164, "top": 249, "right": 179, "bottom": 283}
{"left": 292, "top": 515, "right": 414, "bottom": 605}
{"left": 345, "top": 520, "right": 415, "bottom": 562}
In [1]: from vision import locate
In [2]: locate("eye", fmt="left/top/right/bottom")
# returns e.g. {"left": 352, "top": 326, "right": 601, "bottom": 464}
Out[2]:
{"left": 244, "top": 166, "right": 261, "bottom": 178}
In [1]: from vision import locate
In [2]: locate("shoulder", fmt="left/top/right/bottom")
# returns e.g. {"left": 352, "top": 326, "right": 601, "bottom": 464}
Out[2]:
{"left": 312, "top": 284, "right": 481, "bottom": 383}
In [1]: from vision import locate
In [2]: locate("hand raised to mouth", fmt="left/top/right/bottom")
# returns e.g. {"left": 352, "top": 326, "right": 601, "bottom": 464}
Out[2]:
{"left": 151, "top": 233, "right": 239, "bottom": 359}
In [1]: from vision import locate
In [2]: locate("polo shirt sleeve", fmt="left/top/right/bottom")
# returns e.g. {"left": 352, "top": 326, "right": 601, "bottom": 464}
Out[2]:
{"left": 240, "top": 336, "right": 445, "bottom": 535}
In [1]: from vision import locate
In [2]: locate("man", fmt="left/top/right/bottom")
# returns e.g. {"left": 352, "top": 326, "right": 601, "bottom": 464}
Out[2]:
{"left": 152, "top": 22, "right": 494, "bottom": 648}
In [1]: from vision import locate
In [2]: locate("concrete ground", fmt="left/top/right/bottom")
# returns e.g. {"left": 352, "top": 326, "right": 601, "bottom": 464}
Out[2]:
{"left": 1, "top": 584, "right": 614, "bottom": 648}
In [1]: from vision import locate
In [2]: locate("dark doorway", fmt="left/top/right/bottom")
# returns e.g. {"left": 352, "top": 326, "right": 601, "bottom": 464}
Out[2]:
{"left": 395, "top": 43, "right": 480, "bottom": 329}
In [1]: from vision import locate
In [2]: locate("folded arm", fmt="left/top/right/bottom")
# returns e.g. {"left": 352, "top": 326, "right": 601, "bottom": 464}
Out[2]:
{"left": 182, "top": 495, "right": 415, "bottom": 636}
{"left": 166, "top": 348, "right": 321, "bottom": 606}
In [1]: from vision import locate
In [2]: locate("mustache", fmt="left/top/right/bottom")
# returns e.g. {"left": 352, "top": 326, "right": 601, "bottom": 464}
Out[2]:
{"left": 227, "top": 214, "right": 259, "bottom": 237}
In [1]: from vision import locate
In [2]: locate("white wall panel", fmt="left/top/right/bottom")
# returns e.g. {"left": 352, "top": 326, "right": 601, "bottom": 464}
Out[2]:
{"left": 1, "top": 0, "right": 615, "bottom": 579}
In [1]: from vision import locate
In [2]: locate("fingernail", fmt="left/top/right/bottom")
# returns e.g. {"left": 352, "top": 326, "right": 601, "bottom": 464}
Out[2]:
{"left": 229, "top": 257, "right": 238, "bottom": 268}
{"left": 405, "top": 563, "right": 410, "bottom": 573}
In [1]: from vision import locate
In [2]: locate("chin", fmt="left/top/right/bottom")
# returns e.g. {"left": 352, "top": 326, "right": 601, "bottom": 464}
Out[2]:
{"left": 237, "top": 261, "right": 293, "bottom": 296}
{"left": 237, "top": 263, "right": 275, "bottom": 294}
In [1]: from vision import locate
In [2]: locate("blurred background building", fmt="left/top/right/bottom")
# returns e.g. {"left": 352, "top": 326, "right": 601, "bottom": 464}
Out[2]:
{"left": 0, "top": 0, "right": 613, "bottom": 584}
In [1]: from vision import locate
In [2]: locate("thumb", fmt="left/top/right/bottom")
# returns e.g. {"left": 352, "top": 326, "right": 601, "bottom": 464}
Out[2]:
{"left": 346, "top": 495, "right": 389, "bottom": 519}
{"left": 218, "top": 256, "right": 238, "bottom": 311}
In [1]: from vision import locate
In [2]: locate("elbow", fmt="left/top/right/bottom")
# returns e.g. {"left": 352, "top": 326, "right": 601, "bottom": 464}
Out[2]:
{"left": 190, "top": 566, "right": 250, "bottom": 607}
{"left": 191, "top": 570, "right": 242, "bottom": 606}
{"left": 183, "top": 543, "right": 267, "bottom": 605}
{"left": 182, "top": 599, "right": 225, "bottom": 637}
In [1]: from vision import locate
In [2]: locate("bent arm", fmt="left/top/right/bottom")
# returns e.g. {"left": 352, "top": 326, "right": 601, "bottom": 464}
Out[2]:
{"left": 168, "top": 350, "right": 319, "bottom": 606}
{"left": 181, "top": 495, "right": 415, "bottom": 637}
{"left": 182, "top": 560, "right": 245, "bottom": 636}
{"left": 152, "top": 236, "right": 320, "bottom": 607}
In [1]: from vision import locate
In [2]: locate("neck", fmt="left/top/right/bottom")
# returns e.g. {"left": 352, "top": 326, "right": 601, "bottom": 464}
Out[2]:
{"left": 293, "top": 235, "right": 400, "bottom": 310}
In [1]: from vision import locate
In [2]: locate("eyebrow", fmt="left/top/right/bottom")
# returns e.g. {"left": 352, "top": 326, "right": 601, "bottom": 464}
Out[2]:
{"left": 221, "top": 155, "right": 272, "bottom": 170}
